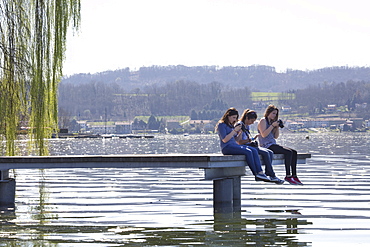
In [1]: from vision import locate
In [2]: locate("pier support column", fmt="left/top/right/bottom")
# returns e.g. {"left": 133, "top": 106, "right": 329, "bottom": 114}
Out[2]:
{"left": 213, "top": 176, "right": 241, "bottom": 213}
{"left": 0, "top": 170, "right": 16, "bottom": 209}
{"left": 232, "top": 176, "right": 241, "bottom": 211}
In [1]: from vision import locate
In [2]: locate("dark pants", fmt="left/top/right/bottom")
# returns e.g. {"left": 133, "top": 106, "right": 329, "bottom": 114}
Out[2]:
{"left": 268, "top": 144, "right": 297, "bottom": 176}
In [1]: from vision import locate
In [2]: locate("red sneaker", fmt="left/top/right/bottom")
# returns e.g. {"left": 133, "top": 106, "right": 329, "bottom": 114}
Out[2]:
{"left": 292, "top": 176, "right": 303, "bottom": 185}
{"left": 284, "top": 176, "right": 298, "bottom": 185}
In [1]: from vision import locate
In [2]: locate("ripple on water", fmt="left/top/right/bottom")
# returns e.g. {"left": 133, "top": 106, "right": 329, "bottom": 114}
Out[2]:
{"left": 2, "top": 133, "right": 370, "bottom": 246}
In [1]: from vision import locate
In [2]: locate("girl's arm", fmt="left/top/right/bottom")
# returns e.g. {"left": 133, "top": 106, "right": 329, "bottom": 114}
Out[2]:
{"left": 258, "top": 119, "right": 279, "bottom": 139}
{"left": 272, "top": 124, "right": 280, "bottom": 139}
{"left": 236, "top": 131, "right": 250, "bottom": 145}
{"left": 219, "top": 124, "right": 242, "bottom": 143}
{"left": 258, "top": 119, "right": 274, "bottom": 138}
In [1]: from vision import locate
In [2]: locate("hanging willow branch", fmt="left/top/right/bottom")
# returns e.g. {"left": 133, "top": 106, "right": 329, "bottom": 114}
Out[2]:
{"left": 0, "top": 0, "right": 80, "bottom": 155}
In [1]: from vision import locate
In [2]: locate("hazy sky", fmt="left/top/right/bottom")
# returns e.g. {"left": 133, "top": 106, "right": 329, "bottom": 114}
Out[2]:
{"left": 63, "top": 0, "right": 370, "bottom": 75}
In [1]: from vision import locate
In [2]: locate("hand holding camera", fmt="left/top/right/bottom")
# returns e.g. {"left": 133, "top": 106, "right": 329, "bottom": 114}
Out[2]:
{"left": 235, "top": 122, "right": 247, "bottom": 132}
{"left": 272, "top": 119, "right": 284, "bottom": 128}
{"left": 234, "top": 123, "right": 242, "bottom": 132}
{"left": 277, "top": 119, "right": 284, "bottom": 128}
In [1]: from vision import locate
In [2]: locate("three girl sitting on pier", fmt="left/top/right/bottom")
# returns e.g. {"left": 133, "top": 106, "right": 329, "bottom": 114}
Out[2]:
{"left": 216, "top": 107, "right": 303, "bottom": 185}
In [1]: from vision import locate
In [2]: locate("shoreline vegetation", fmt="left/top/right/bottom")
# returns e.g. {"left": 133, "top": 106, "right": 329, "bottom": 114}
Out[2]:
{"left": 51, "top": 126, "right": 368, "bottom": 139}
{"left": 61, "top": 110, "right": 368, "bottom": 136}
{"left": 56, "top": 85, "right": 370, "bottom": 137}
{"left": 14, "top": 90, "right": 370, "bottom": 140}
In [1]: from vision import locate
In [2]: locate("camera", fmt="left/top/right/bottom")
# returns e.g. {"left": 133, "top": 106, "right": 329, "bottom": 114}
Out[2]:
{"left": 235, "top": 122, "right": 247, "bottom": 132}
{"left": 277, "top": 119, "right": 284, "bottom": 128}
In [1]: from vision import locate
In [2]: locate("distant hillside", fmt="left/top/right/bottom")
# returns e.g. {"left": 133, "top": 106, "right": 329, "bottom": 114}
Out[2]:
{"left": 61, "top": 65, "right": 370, "bottom": 92}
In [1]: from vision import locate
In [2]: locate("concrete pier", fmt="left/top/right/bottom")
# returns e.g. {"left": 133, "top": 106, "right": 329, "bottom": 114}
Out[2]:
{"left": 0, "top": 169, "right": 16, "bottom": 209}
{"left": 0, "top": 153, "right": 310, "bottom": 211}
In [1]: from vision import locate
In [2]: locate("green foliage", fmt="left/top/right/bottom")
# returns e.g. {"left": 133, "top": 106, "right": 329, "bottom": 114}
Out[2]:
{"left": 0, "top": 0, "right": 80, "bottom": 155}
{"left": 251, "top": 92, "right": 295, "bottom": 101}
{"left": 90, "top": 122, "right": 115, "bottom": 126}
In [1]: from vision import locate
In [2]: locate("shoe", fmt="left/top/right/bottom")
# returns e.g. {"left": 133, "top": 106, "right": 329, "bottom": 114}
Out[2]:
{"left": 292, "top": 176, "right": 303, "bottom": 185}
{"left": 270, "top": 176, "right": 285, "bottom": 185}
{"left": 255, "top": 173, "right": 271, "bottom": 182}
{"left": 285, "top": 176, "right": 298, "bottom": 185}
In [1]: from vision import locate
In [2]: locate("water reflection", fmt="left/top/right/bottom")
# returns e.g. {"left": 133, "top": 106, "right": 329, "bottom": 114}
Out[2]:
{"left": 109, "top": 216, "right": 312, "bottom": 246}
{"left": 0, "top": 218, "right": 312, "bottom": 246}
{"left": 30, "top": 170, "right": 58, "bottom": 224}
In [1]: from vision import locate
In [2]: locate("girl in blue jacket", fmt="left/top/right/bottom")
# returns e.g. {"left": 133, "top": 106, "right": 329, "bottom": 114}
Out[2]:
{"left": 215, "top": 107, "right": 270, "bottom": 182}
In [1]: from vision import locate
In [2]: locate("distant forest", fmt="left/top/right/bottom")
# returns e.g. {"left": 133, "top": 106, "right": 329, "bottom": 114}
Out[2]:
{"left": 292, "top": 80, "right": 370, "bottom": 117}
{"left": 62, "top": 65, "right": 370, "bottom": 92}
{"left": 58, "top": 65, "right": 370, "bottom": 127}
{"left": 58, "top": 80, "right": 252, "bottom": 123}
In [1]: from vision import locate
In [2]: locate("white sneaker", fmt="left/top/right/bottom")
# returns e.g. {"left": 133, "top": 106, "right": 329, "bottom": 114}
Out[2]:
{"left": 255, "top": 174, "right": 271, "bottom": 182}
{"left": 270, "top": 176, "right": 285, "bottom": 185}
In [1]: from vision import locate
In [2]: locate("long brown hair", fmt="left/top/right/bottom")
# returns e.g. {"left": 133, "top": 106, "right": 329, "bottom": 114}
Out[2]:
{"left": 240, "top": 109, "right": 257, "bottom": 123}
{"left": 264, "top": 104, "right": 279, "bottom": 122}
{"left": 215, "top": 107, "right": 239, "bottom": 130}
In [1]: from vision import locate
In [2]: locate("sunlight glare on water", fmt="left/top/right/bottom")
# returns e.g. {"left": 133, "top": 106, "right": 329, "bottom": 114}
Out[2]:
{"left": 1, "top": 132, "right": 370, "bottom": 246}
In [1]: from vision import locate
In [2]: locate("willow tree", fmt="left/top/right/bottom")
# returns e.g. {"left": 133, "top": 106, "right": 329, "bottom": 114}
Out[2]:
{"left": 0, "top": 0, "right": 80, "bottom": 155}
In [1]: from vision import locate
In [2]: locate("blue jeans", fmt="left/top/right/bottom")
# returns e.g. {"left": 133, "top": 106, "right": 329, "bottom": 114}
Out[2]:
{"left": 222, "top": 144, "right": 263, "bottom": 175}
{"left": 247, "top": 146, "right": 276, "bottom": 177}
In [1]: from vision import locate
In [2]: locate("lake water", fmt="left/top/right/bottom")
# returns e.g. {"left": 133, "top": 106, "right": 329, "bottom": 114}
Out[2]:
{"left": 1, "top": 132, "right": 370, "bottom": 246}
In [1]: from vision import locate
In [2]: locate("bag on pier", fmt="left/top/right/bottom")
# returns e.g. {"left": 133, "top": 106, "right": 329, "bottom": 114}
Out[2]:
{"left": 246, "top": 141, "right": 259, "bottom": 147}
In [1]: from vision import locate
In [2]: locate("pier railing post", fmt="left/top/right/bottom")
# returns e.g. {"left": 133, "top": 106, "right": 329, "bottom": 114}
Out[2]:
{"left": 0, "top": 169, "right": 16, "bottom": 209}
